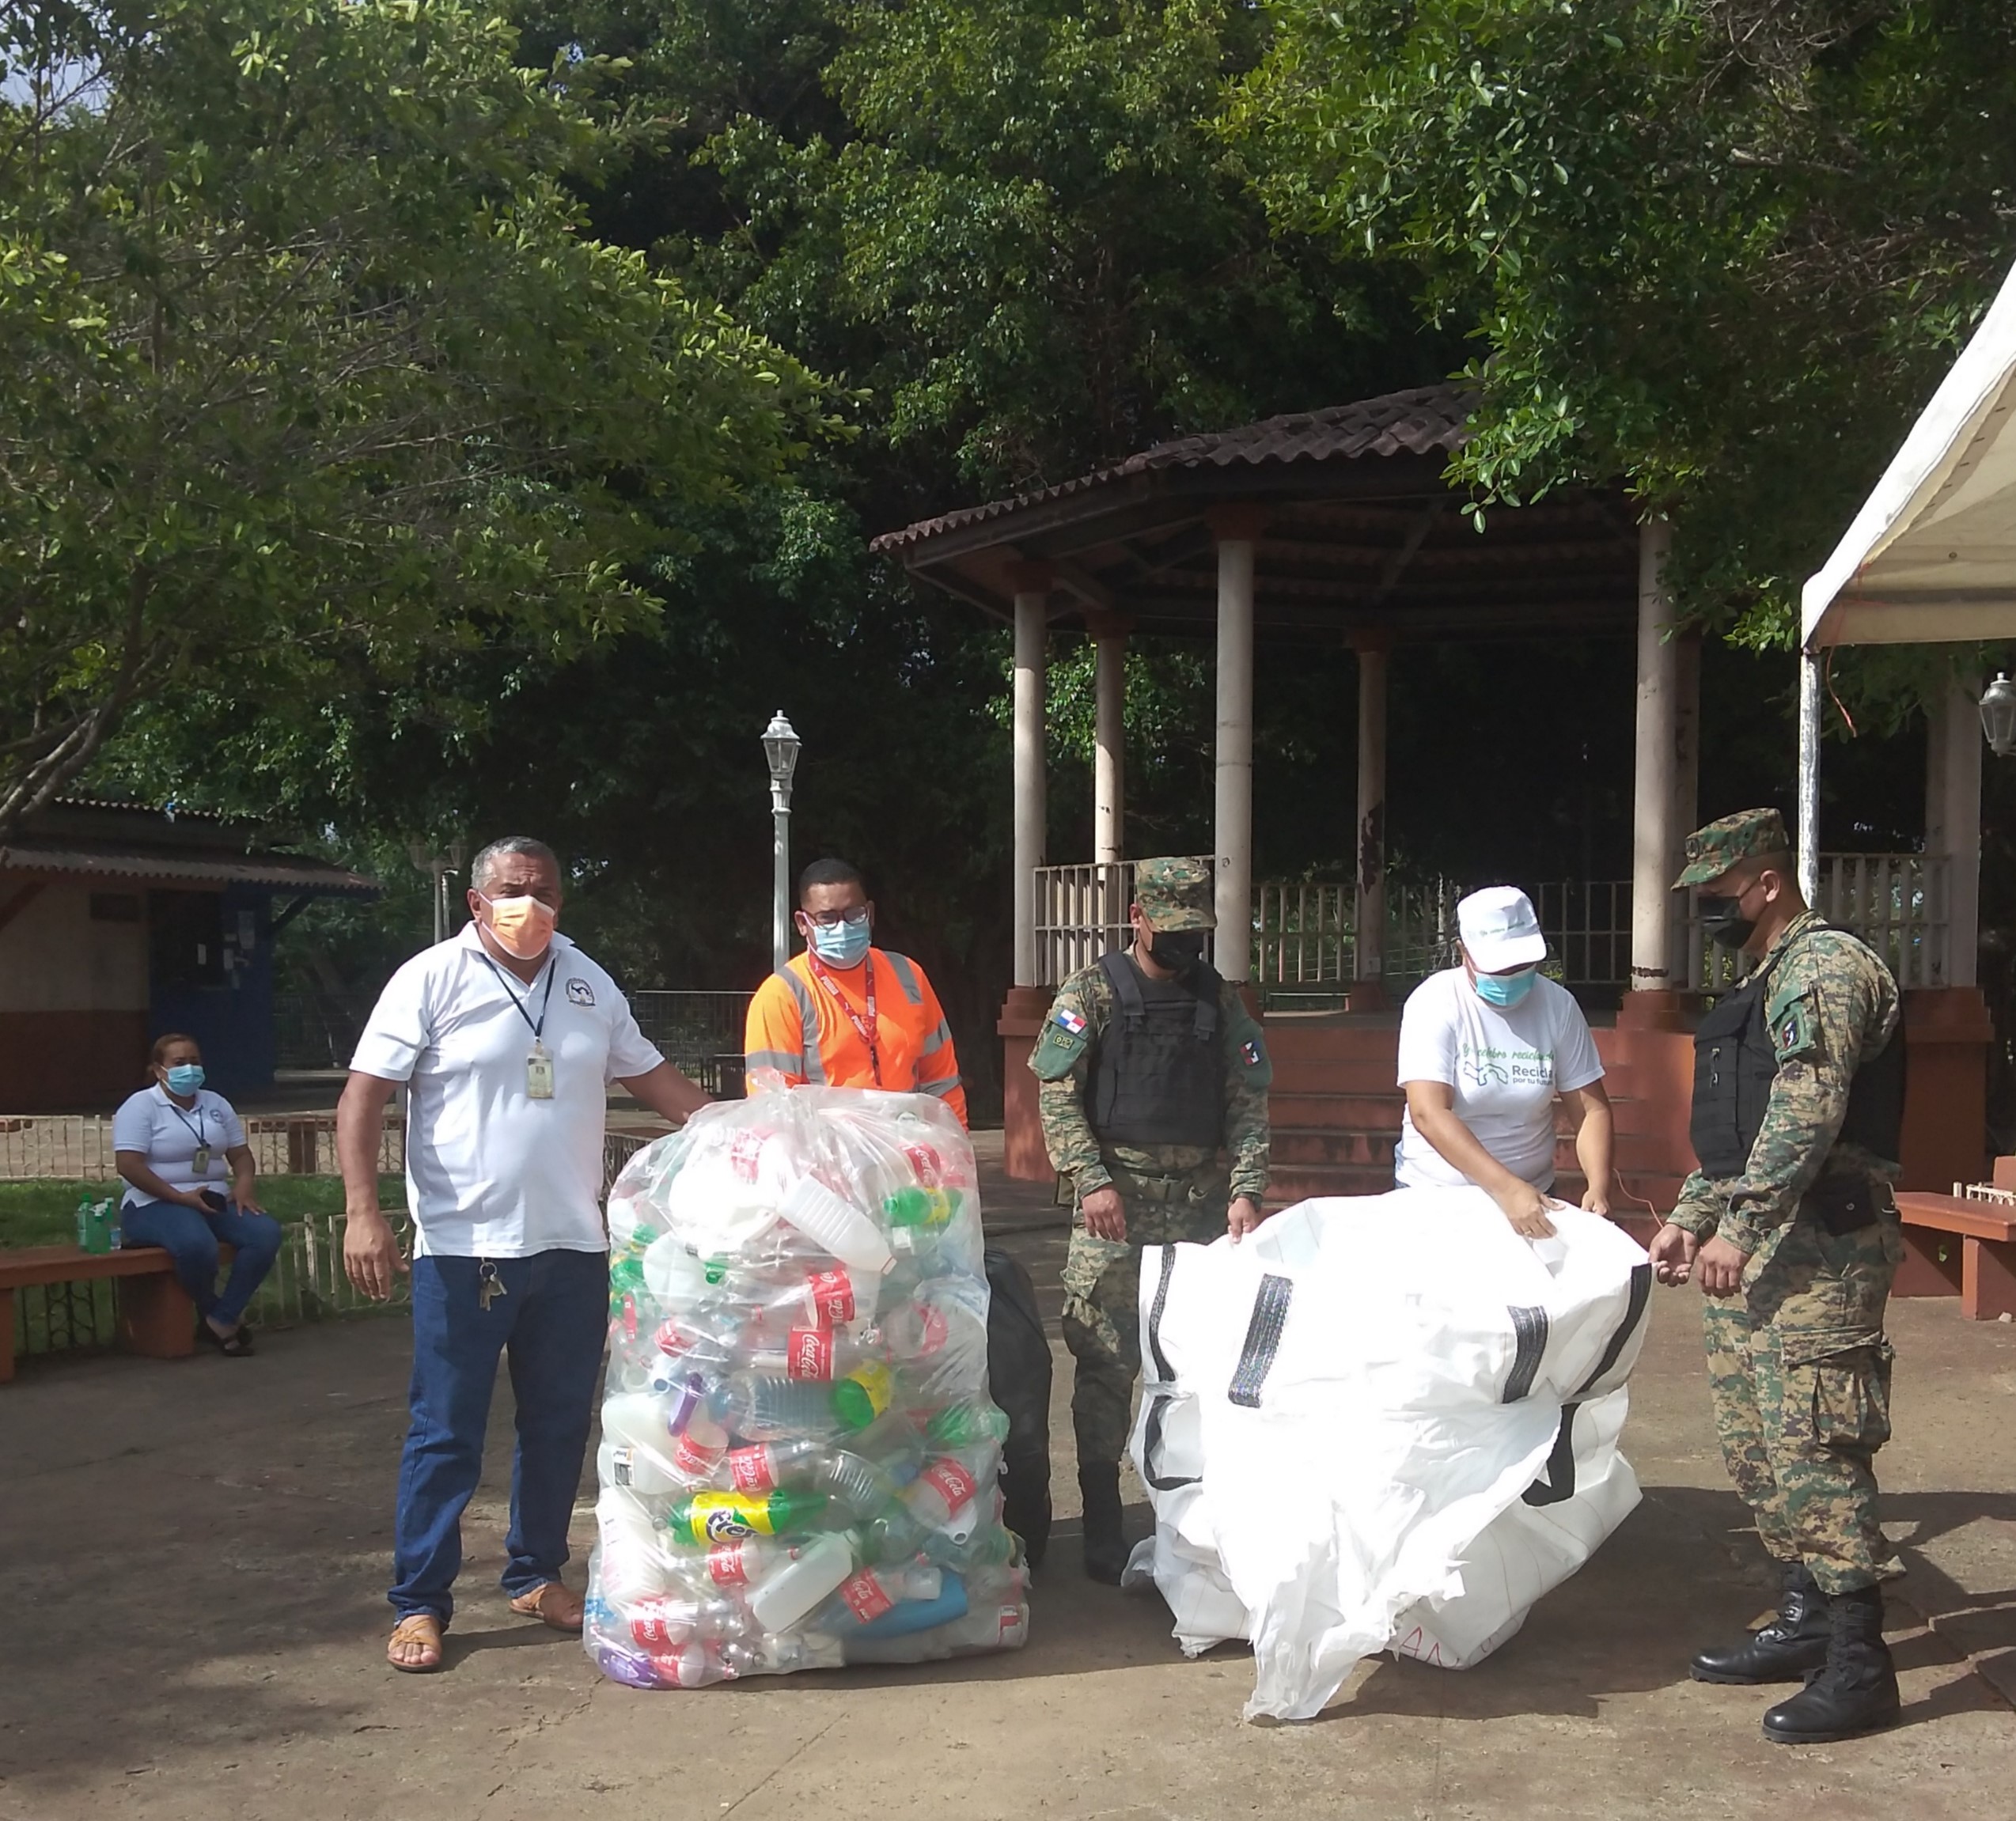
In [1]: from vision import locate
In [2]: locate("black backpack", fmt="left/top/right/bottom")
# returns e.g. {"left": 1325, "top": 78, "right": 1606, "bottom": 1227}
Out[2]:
{"left": 983, "top": 1245, "right": 1054, "bottom": 1567}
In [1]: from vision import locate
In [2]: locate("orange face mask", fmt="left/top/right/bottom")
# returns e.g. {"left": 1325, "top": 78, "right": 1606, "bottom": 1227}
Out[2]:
{"left": 480, "top": 892, "right": 557, "bottom": 960}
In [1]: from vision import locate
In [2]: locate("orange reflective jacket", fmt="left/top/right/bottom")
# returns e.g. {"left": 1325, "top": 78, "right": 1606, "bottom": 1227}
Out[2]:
{"left": 745, "top": 948, "right": 968, "bottom": 1128}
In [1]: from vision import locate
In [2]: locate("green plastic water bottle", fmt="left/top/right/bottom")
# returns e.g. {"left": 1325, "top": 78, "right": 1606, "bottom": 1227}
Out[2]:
{"left": 664, "top": 1488, "right": 828, "bottom": 1547}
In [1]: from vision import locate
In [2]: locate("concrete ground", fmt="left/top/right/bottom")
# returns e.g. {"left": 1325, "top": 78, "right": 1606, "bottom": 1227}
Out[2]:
{"left": 2, "top": 1198, "right": 2013, "bottom": 1819}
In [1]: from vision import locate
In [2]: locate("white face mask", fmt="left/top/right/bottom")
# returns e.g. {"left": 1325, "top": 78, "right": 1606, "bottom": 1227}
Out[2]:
{"left": 480, "top": 892, "right": 557, "bottom": 960}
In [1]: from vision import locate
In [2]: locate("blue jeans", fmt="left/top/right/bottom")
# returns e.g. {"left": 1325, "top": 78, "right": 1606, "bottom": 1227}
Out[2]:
{"left": 390, "top": 1249, "right": 608, "bottom": 1625}
{"left": 119, "top": 1194, "right": 283, "bottom": 1330}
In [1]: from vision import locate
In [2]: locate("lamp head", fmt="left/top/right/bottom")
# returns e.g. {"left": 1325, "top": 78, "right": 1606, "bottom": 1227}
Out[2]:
{"left": 762, "top": 710, "right": 801, "bottom": 788}
{"left": 1981, "top": 674, "right": 2016, "bottom": 758}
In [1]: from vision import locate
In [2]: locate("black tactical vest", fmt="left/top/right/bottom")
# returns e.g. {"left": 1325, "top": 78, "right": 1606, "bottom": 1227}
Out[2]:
{"left": 1089, "top": 951, "right": 1226, "bottom": 1148}
{"left": 1690, "top": 939, "right": 1905, "bottom": 1180}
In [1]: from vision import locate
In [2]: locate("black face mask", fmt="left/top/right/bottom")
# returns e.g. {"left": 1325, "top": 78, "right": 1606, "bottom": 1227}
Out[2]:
{"left": 1146, "top": 929, "right": 1207, "bottom": 971}
{"left": 1699, "top": 893, "right": 1756, "bottom": 950}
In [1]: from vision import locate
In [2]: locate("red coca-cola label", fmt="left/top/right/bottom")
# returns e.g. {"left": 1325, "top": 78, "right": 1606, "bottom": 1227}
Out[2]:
{"left": 807, "top": 1269, "right": 855, "bottom": 1326}
{"left": 728, "top": 1130, "right": 766, "bottom": 1183}
{"left": 921, "top": 1459, "right": 978, "bottom": 1512}
{"left": 910, "top": 1305, "right": 949, "bottom": 1359}
{"left": 629, "top": 1600, "right": 690, "bottom": 1646}
{"left": 707, "top": 1542, "right": 752, "bottom": 1588}
{"left": 786, "top": 1327, "right": 835, "bottom": 1380}
{"left": 902, "top": 1143, "right": 942, "bottom": 1188}
{"left": 727, "top": 1445, "right": 775, "bottom": 1493}
{"left": 655, "top": 1319, "right": 698, "bottom": 1357}
{"left": 671, "top": 1428, "right": 724, "bottom": 1479}
{"left": 838, "top": 1569, "right": 896, "bottom": 1625}
{"left": 619, "top": 1292, "right": 638, "bottom": 1343}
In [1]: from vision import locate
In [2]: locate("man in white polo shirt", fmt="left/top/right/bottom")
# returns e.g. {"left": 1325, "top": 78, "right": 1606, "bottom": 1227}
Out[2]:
{"left": 1394, "top": 884, "right": 1616, "bottom": 1236}
{"left": 337, "top": 835, "right": 709, "bottom": 1673}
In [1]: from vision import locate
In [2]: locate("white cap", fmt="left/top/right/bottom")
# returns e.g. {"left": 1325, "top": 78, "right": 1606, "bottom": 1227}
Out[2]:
{"left": 1457, "top": 886, "right": 1547, "bottom": 972}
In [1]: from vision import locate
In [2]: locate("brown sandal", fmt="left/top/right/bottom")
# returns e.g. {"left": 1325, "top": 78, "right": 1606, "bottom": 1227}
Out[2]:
{"left": 508, "top": 1581, "right": 585, "bottom": 1633}
{"left": 388, "top": 1612, "right": 445, "bottom": 1673}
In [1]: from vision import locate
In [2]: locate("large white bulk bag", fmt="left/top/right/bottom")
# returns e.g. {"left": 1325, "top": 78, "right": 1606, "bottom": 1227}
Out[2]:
{"left": 1127, "top": 1187, "right": 1650, "bottom": 1722}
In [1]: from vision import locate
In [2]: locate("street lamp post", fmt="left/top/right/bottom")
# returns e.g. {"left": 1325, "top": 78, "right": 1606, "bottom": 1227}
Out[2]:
{"left": 763, "top": 712, "right": 802, "bottom": 974}
{"left": 407, "top": 839, "right": 467, "bottom": 945}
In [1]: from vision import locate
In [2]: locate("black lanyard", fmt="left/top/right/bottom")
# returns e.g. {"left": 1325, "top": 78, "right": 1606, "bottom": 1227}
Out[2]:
{"left": 165, "top": 1099, "right": 207, "bottom": 1145}
{"left": 480, "top": 952, "right": 558, "bottom": 1041}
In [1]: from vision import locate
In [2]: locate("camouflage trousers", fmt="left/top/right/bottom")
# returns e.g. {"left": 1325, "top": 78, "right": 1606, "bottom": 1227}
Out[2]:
{"left": 1701, "top": 1205, "right": 1903, "bottom": 1595}
{"left": 1059, "top": 1162, "right": 1230, "bottom": 1467}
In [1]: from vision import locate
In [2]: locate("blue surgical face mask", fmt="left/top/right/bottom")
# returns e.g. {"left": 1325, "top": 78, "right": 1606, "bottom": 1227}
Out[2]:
{"left": 165, "top": 1063, "right": 205, "bottom": 1096}
{"left": 1472, "top": 967, "right": 1537, "bottom": 1009}
{"left": 807, "top": 910, "right": 872, "bottom": 969}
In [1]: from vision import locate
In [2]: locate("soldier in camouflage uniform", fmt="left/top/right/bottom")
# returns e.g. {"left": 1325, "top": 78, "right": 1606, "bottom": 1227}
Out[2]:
{"left": 1029, "top": 856, "right": 1272, "bottom": 1582}
{"left": 1649, "top": 808, "right": 1906, "bottom": 1745}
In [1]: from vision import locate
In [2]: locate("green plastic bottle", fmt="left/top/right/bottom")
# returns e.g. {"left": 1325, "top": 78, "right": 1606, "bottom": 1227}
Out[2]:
{"left": 885, "top": 1186, "right": 960, "bottom": 1229}
{"left": 927, "top": 1400, "right": 1010, "bottom": 1448}
{"left": 832, "top": 1360, "right": 896, "bottom": 1432}
{"left": 664, "top": 1488, "right": 828, "bottom": 1546}
{"left": 608, "top": 1255, "right": 646, "bottom": 1294}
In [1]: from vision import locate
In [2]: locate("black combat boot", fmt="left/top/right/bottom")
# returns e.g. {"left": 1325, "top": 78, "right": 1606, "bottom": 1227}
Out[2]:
{"left": 1078, "top": 1463, "right": 1128, "bottom": 1584}
{"left": 1690, "top": 1562, "right": 1832, "bottom": 1683}
{"left": 1760, "top": 1585, "right": 1901, "bottom": 1744}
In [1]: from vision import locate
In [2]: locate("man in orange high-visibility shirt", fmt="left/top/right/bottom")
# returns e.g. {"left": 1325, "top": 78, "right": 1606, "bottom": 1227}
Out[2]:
{"left": 745, "top": 858, "right": 968, "bottom": 1127}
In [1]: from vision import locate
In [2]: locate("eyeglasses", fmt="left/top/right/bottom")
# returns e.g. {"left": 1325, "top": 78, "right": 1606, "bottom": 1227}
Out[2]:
{"left": 801, "top": 906, "right": 870, "bottom": 929}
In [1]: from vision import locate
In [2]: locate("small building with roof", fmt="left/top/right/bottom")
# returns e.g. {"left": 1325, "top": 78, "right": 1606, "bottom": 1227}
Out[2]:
{"left": 0, "top": 799, "right": 377, "bottom": 1109}
{"left": 871, "top": 384, "right": 1993, "bottom": 1210}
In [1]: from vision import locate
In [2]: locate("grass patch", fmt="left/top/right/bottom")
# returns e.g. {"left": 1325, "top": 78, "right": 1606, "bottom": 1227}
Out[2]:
{"left": 0, "top": 1176, "right": 405, "bottom": 1248}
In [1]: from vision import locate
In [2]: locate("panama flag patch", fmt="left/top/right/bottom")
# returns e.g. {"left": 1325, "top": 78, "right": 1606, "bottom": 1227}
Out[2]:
{"left": 1053, "top": 1006, "right": 1088, "bottom": 1035}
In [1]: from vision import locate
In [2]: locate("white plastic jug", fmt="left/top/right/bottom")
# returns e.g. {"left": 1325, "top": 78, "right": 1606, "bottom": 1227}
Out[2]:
{"left": 779, "top": 1177, "right": 892, "bottom": 1277}
{"left": 746, "top": 1529, "right": 855, "bottom": 1633}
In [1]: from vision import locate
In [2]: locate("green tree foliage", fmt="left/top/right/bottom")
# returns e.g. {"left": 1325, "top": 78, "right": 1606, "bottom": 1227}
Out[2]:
{"left": 0, "top": 0, "right": 827, "bottom": 838}
{"left": 1236, "top": 1, "right": 2016, "bottom": 642}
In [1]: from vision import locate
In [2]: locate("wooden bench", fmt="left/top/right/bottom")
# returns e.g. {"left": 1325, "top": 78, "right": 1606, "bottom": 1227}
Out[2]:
{"left": 1893, "top": 1192, "right": 2016, "bottom": 1321}
{"left": 0, "top": 1245, "right": 203, "bottom": 1384}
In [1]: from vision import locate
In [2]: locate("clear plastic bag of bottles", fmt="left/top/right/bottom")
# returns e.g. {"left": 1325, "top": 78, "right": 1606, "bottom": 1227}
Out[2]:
{"left": 587, "top": 1088, "right": 1032, "bottom": 1689}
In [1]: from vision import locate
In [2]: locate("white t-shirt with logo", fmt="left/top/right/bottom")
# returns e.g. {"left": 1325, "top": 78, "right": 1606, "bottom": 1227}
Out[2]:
{"left": 351, "top": 927, "right": 664, "bottom": 1258}
{"left": 112, "top": 1085, "right": 247, "bottom": 1210}
{"left": 1393, "top": 968, "right": 1604, "bottom": 1191}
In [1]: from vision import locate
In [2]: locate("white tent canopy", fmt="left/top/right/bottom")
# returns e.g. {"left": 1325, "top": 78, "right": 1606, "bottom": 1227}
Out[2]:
{"left": 1792, "top": 256, "right": 2016, "bottom": 945}
{"left": 1802, "top": 258, "right": 2016, "bottom": 650}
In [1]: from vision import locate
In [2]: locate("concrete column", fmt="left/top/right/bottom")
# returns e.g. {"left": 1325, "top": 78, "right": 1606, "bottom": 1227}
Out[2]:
{"left": 1630, "top": 519, "right": 1678, "bottom": 994}
{"left": 1351, "top": 631, "right": 1391, "bottom": 994}
{"left": 1927, "top": 673, "right": 1983, "bottom": 987}
{"left": 1669, "top": 628, "right": 1701, "bottom": 972}
{"left": 1798, "top": 652, "right": 1822, "bottom": 902}
{"left": 1210, "top": 509, "right": 1264, "bottom": 982}
{"left": 1089, "top": 611, "right": 1129, "bottom": 865}
{"left": 1007, "top": 563, "right": 1051, "bottom": 987}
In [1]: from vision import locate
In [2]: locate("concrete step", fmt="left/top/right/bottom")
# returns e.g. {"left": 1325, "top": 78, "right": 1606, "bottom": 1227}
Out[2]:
{"left": 1268, "top": 1091, "right": 1406, "bottom": 1130}
{"left": 1273, "top": 1129, "right": 1398, "bottom": 1168}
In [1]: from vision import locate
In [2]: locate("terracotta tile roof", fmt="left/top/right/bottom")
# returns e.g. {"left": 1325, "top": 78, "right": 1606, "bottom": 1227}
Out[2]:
{"left": 870, "top": 384, "right": 1474, "bottom": 555}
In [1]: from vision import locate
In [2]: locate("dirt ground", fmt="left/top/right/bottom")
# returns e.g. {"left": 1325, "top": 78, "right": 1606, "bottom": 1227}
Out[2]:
{"left": 2, "top": 1191, "right": 2012, "bottom": 1821}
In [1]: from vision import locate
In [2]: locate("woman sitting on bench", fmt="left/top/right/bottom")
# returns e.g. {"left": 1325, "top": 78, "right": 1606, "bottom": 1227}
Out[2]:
{"left": 113, "top": 1034, "right": 282, "bottom": 1357}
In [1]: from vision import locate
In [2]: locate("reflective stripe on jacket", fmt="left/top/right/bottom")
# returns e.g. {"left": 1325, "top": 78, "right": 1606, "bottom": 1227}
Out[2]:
{"left": 744, "top": 948, "right": 968, "bottom": 1128}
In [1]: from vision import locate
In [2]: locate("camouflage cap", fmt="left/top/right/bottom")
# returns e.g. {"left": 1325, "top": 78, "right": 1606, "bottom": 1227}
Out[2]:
{"left": 1673, "top": 808, "right": 1793, "bottom": 888}
{"left": 1134, "top": 855, "right": 1215, "bottom": 930}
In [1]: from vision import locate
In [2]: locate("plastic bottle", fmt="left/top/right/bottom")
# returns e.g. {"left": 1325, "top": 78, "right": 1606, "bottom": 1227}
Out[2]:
{"left": 721, "top": 1630, "right": 847, "bottom": 1677}
{"left": 814, "top": 1561, "right": 944, "bottom": 1633}
{"left": 831, "top": 1359, "right": 896, "bottom": 1433}
{"left": 702, "top": 1259, "right": 866, "bottom": 1331}
{"left": 927, "top": 1400, "right": 1011, "bottom": 1448}
{"left": 725, "top": 1437, "right": 827, "bottom": 1492}
{"left": 603, "top": 1395, "right": 728, "bottom": 1491}
{"left": 711, "top": 1372, "right": 846, "bottom": 1443}
{"left": 885, "top": 1284, "right": 989, "bottom": 1398}
{"left": 598, "top": 1440, "right": 685, "bottom": 1500}
{"left": 779, "top": 1176, "right": 892, "bottom": 1276}
{"left": 627, "top": 1593, "right": 748, "bottom": 1648}
{"left": 884, "top": 1186, "right": 961, "bottom": 1230}
{"left": 743, "top": 1324, "right": 882, "bottom": 1385}
{"left": 836, "top": 1571, "right": 970, "bottom": 1648}
{"left": 654, "top": 1307, "right": 743, "bottom": 1375}
{"left": 671, "top": 1535, "right": 794, "bottom": 1594}
{"left": 745, "top": 1529, "right": 855, "bottom": 1633}
{"left": 862, "top": 1455, "right": 983, "bottom": 1561}
{"left": 664, "top": 1487, "right": 829, "bottom": 1547}
{"left": 813, "top": 1447, "right": 902, "bottom": 1523}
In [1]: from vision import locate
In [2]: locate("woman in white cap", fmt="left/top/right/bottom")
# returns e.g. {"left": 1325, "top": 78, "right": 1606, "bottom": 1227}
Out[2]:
{"left": 1393, "top": 885, "right": 1615, "bottom": 1236}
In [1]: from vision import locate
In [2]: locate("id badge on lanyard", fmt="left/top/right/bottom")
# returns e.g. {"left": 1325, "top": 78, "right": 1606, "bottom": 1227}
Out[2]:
{"left": 810, "top": 952, "right": 881, "bottom": 1086}
{"left": 483, "top": 952, "right": 560, "bottom": 1101}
